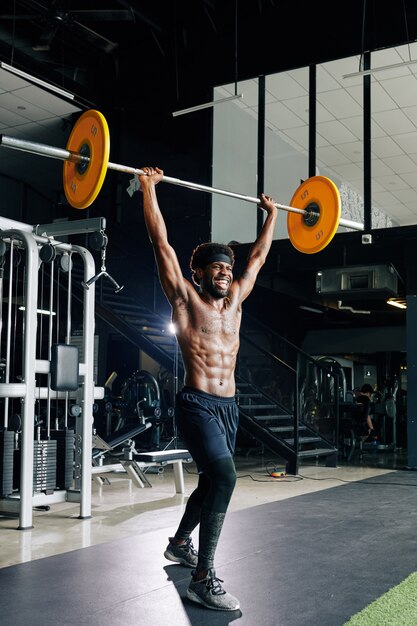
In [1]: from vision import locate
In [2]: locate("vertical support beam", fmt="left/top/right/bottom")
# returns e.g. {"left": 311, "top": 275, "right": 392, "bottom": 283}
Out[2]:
{"left": 363, "top": 50, "right": 372, "bottom": 233}
{"left": 406, "top": 294, "right": 417, "bottom": 467}
{"left": 72, "top": 245, "right": 96, "bottom": 519}
{"left": 172, "top": 460, "right": 185, "bottom": 494}
{"left": 2, "top": 231, "right": 39, "bottom": 529}
{"left": 308, "top": 65, "right": 316, "bottom": 179}
{"left": 19, "top": 231, "right": 38, "bottom": 529}
{"left": 3, "top": 241, "right": 14, "bottom": 426}
{"left": 406, "top": 241, "right": 417, "bottom": 467}
{"left": 257, "top": 74, "right": 266, "bottom": 235}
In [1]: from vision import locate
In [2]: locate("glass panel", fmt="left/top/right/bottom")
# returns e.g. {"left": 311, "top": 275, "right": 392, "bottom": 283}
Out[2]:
{"left": 264, "top": 68, "right": 309, "bottom": 241}
{"left": 370, "top": 42, "right": 417, "bottom": 227}
{"left": 211, "top": 80, "right": 259, "bottom": 245}
{"left": 213, "top": 45, "right": 417, "bottom": 244}
{"left": 316, "top": 56, "right": 366, "bottom": 232}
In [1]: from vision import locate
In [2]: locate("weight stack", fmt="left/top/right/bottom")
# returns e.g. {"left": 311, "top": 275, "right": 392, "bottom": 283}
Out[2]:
{"left": 33, "top": 440, "right": 57, "bottom": 494}
{"left": 0, "top": 430, "right": 14, "bottom": 496}
{"left": 14, "top": 439, "right": 57, "bottom": 494}
{"left": 49, "top": 430, "right": 74, "bottom": 489}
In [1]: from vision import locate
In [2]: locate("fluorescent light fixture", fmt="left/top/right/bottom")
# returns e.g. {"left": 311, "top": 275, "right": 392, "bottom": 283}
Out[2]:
{"left": 0, "top": 62, "right": 75, "bottom": 100}
{"left": 172, "top": 93, "right": 243, "bottom": 117}
{"left": 387, "top": 298, "right": 407, "bottom": 310}
{"left": 343, "top": 58, "right": 417, "bottom": 79}
{"left": 19, "top": 306, "right": 56, "bottom": 316}
{"left": 299, "top": 305, "right": 324, "bottom": 314}
{"left": 338, "top": 300, "right": 370, "bottom": 314}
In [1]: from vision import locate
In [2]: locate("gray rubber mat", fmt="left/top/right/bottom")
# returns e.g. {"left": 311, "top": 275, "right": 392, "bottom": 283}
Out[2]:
{"left": 1, "top": 470, "right": 417, "bottom": 626}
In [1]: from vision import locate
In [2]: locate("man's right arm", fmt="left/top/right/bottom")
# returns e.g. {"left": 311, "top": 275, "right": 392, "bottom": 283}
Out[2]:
{"left": 139, "top": 167, "right": 189, "bottom": 304}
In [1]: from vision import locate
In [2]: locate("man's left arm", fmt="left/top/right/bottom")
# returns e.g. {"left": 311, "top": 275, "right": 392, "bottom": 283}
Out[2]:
{"left": 233, "top": 193, "right": 278, "bottom": 301}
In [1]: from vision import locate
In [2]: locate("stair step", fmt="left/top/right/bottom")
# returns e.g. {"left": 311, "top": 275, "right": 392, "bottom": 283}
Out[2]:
{"left": 268, "top": 425, "right": 308, "bottom": 433}
{"left": 126, "top": 318, "right": 168, "bottom": 328}
{"left": 236, "top": 393, "right": 263, "bottom": 398}
{"left": 102, "top": 300, "right": 150, "bottom": 311}
{"left": 238, "top": 404, "right": 277, "bottom": 410}
{"left": 284, "top": 436, "right": 323, "bottom": 445}
{"left": 138, "top": 332, "right": 174, "bottom": 343}
{"left": 298, "top": 448, "right": 337, "bottom": 458}
{"left": 254, "top": 415, "right": 292, "bottom": 422}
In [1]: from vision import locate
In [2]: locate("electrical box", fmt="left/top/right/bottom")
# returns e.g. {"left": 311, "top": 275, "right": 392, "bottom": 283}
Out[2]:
{"left": 316, "top": 264, "right": 398, "bottom": 299}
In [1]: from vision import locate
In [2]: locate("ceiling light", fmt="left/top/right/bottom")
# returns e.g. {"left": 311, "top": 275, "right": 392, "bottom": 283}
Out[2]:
{"left": 338, "top": 301, "right": 370, "bottom": 314}
{"left": 172, "top": 94, "right": 243, "bottom": 117}
{"left": 19, "top": 306, "right": 56, "bottom": 316}
{"left": 387, "top": 298, "right": 407, "bottom": 310}
{"left": 342, "top": 58, "right": 417, "bottom": 79}
{"left": 0, "top": 62, "right": 75, "bottom": 100}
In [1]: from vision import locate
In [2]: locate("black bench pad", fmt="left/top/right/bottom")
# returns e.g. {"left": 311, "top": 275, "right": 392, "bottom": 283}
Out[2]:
{"left": 132, "top": 449, "right": 192, "bottom": 463}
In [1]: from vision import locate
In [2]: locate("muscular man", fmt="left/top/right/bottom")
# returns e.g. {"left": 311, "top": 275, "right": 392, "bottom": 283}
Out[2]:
{"left": 139, "top": 166, "right": 277, "bottom": 612}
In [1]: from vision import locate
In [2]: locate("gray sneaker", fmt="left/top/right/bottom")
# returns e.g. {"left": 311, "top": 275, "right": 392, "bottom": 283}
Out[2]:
{"left": 186, "top": 568, "right": 240, "bottom": 611}
{"left": 164, "top": 537, "right": 198, "bottom": 568}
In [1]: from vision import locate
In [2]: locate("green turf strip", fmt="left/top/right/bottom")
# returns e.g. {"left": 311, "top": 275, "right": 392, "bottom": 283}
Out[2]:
{"left": 344, "top": 572, "right": 417, "bottom": 625}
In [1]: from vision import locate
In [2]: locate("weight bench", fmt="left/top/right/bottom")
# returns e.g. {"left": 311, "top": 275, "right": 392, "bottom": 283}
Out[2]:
{"left": 91, "top": 425, "right": 192, "bottom": 493}
{"left": 92, "top": 421, "right": 151, "bottom": 461}
{"left": 128, "top": 450, "right": 193, "bottom": 493}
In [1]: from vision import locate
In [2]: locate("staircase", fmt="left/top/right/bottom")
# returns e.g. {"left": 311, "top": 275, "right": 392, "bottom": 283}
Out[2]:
{"left": 235, "top": 361, "right": 338, "bottom": 475}
{"left": 72, "top": 269, "right": 339, "bottom": 475}
{"left": 95, "top": 287, "right": 178, "bottom": 374}
{"left": 237, "top": 314, "right": 339, "bottom": 474}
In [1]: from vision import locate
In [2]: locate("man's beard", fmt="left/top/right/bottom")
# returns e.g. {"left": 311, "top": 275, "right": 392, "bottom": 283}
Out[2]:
{"left": 206, "top": 279, "right": 230, "bottom": 299}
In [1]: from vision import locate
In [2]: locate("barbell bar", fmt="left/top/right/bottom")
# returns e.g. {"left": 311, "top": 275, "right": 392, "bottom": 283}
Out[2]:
{"left": 0, "top": 109, "right": 364, "bottom": 254}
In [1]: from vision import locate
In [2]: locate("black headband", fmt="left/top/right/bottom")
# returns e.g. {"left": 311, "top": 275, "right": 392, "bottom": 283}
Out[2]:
{"left": 203, "top": 253, "right": 233, "bottom": 265}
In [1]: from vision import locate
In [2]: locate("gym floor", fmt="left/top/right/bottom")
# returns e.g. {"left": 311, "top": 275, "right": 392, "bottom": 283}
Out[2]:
{"left": 0, "top": 445, "right": 412, "bottom": 625}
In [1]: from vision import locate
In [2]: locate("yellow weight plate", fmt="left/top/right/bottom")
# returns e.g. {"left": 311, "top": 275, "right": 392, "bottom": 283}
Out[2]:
{"left": 63, "top": 109, "right": 110, "bottom": 209}
{"left": 287, "top": 176, "right": 341, "bottom": 254}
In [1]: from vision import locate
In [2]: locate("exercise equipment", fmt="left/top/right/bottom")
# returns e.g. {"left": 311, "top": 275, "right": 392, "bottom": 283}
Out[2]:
{"left": 0, "top": 431, "right": 14, "bottom": 496}
{"left": 121, "top": 369, "right": 161, "bottom": 421}
{"left": 0, "top": 110, "right": 364, "bottom": 254}
{"left": 92, "top": 421, "right": 152, "bottom": 463}
{"left": 82, "top": 230, "right": 123, "bottom": 293}
{"left": 91, "top": 421, "right": 192, "bottom": 493}
{"left": 288, "top": 176, "right": 341, "bottom": 253}
{"left": 63, "top": 109, "right": 109, "bottom": 209}
{"left": 0, "top": 219, "right": 102, "bottom": 529}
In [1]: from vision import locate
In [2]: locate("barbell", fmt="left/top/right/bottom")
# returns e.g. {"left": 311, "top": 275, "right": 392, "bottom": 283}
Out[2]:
{"left": 0, "top": 109, "right": 364, "bottom": 254}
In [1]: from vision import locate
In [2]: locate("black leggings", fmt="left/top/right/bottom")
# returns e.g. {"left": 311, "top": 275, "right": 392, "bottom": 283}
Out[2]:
{"left": 175, "top": 456, "right": 236, "bottom": 538}
{"left": 193, "top": 456, "right": 237, "bottom": 513}
{"left": 175, "top": 456, "right": 237, "bottom": 571}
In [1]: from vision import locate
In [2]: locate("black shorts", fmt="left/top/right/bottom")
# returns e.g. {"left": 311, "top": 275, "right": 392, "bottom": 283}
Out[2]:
{"left": 175, "top": 386, "right": 239, "bottom": 472}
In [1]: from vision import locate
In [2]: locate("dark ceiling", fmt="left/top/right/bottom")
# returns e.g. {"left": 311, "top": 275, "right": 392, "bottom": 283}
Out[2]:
{"left": 0, "top": 0, "right": 416, "bottom": 340}
{"left": 2, "top": 0, "right": 417, "bottom": 116}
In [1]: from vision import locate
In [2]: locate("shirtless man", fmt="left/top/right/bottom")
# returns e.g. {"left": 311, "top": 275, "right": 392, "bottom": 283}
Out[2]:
{"left": 139, "top": 166, "right": 277, "bottom": 612}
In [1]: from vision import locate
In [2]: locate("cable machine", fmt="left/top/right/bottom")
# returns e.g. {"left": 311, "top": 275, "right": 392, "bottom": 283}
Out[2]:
{"left": 0, "top": 215, "right": 106, "bottom": 529}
